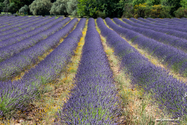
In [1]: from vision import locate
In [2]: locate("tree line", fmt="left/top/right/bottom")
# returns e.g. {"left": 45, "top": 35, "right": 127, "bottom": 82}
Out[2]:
{"left": 0, "top": 0, "right": 187, "bottom": 18}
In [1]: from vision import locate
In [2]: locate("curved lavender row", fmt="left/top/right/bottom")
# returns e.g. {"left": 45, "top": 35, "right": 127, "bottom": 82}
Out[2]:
{"left": 0, "top": 16, "right": 40, "bottom": 32}
{"left": 0, "top": 16, "right": 44, "bottom": 27}
{"left": 0, "top": 18, "right": 86, "bottom": 117}
{"left": 145, "top": 18, "right": 187, "bottom": 27}
{"left": 0, "top": 17, "right": 63, "bottom": 48}
{"left": 0, "top": 16, "right": 27, "bottom": 26}
{"left": 97, "top": 17, "right": 187, "bottom": 118}
{"left": 0, "top": 18, "right": 70, "bottom": 63}
{"left": 114, "top": 18, "right": 187, "bottom": 53}
{"left": 0, "top": 17, "right": 57, "bottom": 42}
{"left": 58, "top": 18, "right": 119, "bottom": 125}
{"left": 0, "top": 18, "right": 77, "bottom": 81}
{"left": 0, "top": 16, "right": 16, "bottom": 24}
{"left": 132, "top": 18, "right": 187, "bottom": 28}
{"left": 138, "top": 18, "right": 187, "bottom": 32}
{"left": 106, "top": 18, "right": 187, "bottom": 76}
{"left": 0, "top": 17, "right": 49, "bottom": 36}
{"left": 22, "top": 18, "right": 86, "bottom": 87}
{"left": 0, "top": 16, "right": 29, "bottom": 28}
{"left": 140, "top": 17, "right": 187, "bottom": 28}
{"left": 125, "top": 18, "right": 187, "bottom": 40}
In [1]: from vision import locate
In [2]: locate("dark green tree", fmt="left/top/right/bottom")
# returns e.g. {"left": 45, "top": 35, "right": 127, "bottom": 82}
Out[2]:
{"left": 50, "top": 0, "right": 68, "bottom": 16}
{"left": 77, "top": 0, "right": 125, "bottom": 18}
{"left": 180, "top": 0, "right": 187, "bottom": 8}
{"left": 19, "top": 5, "right": 29, "bottom": 14}
{"left": 160, "top": 0, "right": 181, "bottom": 16}
{"left": 29, "top": 0, "right": 52, "bottom": 16}
{"left": 67, "top": 0, "right": 77, "bottom": 16}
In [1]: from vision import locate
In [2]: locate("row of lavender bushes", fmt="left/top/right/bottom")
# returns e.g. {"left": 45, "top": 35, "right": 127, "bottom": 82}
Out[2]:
{"left": 139, "top": 17, "right": 187, "bottom": 28}
{"left": 97, "top": 17, "right": 187, "bottom": 119}
{"left": 56, "top": 18, "right": 120, "bottom": 124}
{"left": 0, "top": 17, "right": 69, "bottom": 63}
{"left": 122, "top": 18, "right": 187, "bottom": 42}
{"left": 0, "top": 17, "right": 52, "bottom": 41}
{"left": 114, "top": 18, "right": 187, "bottom": 53}
{"left": 0, "top": 18, "right": 75, "bottom": 81}
{"left": 106, "top": 18, "right": 187, "bottom": 76}
{"left": 0, "top": 16, "right": 41, "bottom": 32}
{"left": 0, "top": 17, "right": 59, "bottom": 47}
{"left": 0, "top": 17, "right": 51, "bottom": 38}
{"left": 0, "top": 18, "right": 86, "bottom": 118}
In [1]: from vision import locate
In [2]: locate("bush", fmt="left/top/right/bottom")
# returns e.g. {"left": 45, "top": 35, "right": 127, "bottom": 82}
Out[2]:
{"left": 133, "top": 3, "right": 151, "bottom": 18}
{"left": 132, "top": 0, "right": 146, "bottom": 6}
{"left": 50, "top": 0, "right": 68, "bottom": 16}
{"left": 67, "top": 0, "right": 77, "bottom": 16}
{"left": 19, "top": 5, "right": 29, "bottom": 15}
{"left": 2, "top": 0, "right": 17, "bottom": 13}
{"left": 133, "top": 3, "right": 171, "bottom": 18}
{"left": 122, "top": 2, "right": 134, "bottom": 18}
{"left": 180, "top": 0, "right": 187, "bottom": 8}
{"left": 174, "top": 7, "right": 187, "bottom": 18}
{"left": 0, "top": 2, "right": 5, "bottom": 12}
{"left": 150, "top": 4, "right": 171, "bottom": 18}
{"left": 77, "top": 0, "right": 124, "bottom": 18}
{"left": 29, "top": 0, "right": 52, "bottom": 16}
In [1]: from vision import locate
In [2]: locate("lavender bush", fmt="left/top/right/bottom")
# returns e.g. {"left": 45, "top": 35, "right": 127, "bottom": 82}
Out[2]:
{"left": 0, "top": 18, "right": 77, "bottom": 81}
{"left": 114, "top": 18, "right": 187, "bottom": 53}
{"left": 0, "top": 17, "right": 70, "bottom": 63}
{"left": 0, "top": 16, "right": 49, "bottom": 36}
{"left": 123, "top": 18, "right": 187, "bottom": 40}
{"left": 0, "top": 18, "right": 86, "bottom": 118}
{"left": 137, "top": 18, "right": 187, "bottom": 32}
{"left": 97, "top": 17, "right": 187, "bottom": 119}
{"left": 57, "top": 18, "right": 120, "bottom": 125}
{"left": 0, "top": 17, "right": 62, "bottom": 47}
{"left": 105, "top": 18, "right": 187, "bottom": 76}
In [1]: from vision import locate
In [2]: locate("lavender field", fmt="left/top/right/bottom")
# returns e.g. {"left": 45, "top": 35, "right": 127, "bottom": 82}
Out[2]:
{"left": 0, "top": 16, "right": 187, "bottom": 124}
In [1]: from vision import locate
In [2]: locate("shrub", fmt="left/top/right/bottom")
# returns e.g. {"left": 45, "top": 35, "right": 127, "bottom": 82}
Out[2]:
{"left": 0, "top": 2, "right": 5, "bottom": 12}
{"left": 29, "top": 0, "right": 52, "bottom": 16}
{"left": 2, "top": 0, "right": 16, "bottom": 13}
{"left": 150, "top": 4, "right": 171, "bottom": 18}
{"left": 122, "top": 2, "right": 134, "bottom": 18}
{"left": 133, "top": 3, "right": 171, "bottom": 18}
{"left": 180, "top": 0, "right": 187, "bottom": 8}
{"left": 19, "top": 5, "right": 29, "bottom": 15}
{"left": 77, "top": 0, "right": 124, "bottom": 18}
{"left": 67, "top": 0, "right": 77, "bottom": 16}
{"left": 50, "top": 0, "right": 68, "bottom": 16}
{"left": 174, "top": 7, "right": 187, "bottom": 18}
{"left": 133, "top": 3, "right": 151, "bottom": 18}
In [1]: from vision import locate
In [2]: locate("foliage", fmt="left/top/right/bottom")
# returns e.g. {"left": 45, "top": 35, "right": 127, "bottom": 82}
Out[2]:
{"left": 132, "top": 0, "right": 146, "bottom": 6}
{"left": 0, "top": 2, "right": 5, "bottom": 12}
{"left": 160, "top": 0, "right": 181, "bottom": 16}
{"left": 50, "top": 0, "right": 68, "bottom": 16}
{"left": 77, "top": 0, "right": 125, "bottom": 18}
{"left": 180, "top": 0, "right": 187, "bottom": 8}
{"left": 1, "top": 0, "right": 34, "bottom": 14}
{"left": 19, "top": 5, "right": 28, "bottom": 15}
{"left": 122, "top": 2, "right": 134, "bottom": 18}
{"left": 133, "top": 3, "right": 171, "bottom": 18}
{"left": 174, "top": 7, "right": 187, "bottom": 18}
{"left": 145, "top": 0, "right": 160, "bottom": 5}
{"left": 2, "top": 0, "right": 17, "bottom": 13}
{"left": 29, "top": 0, "right": 52, "bottom": 16}
{"left": 67, "top": 0, "right": 78, "bottom": 16}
